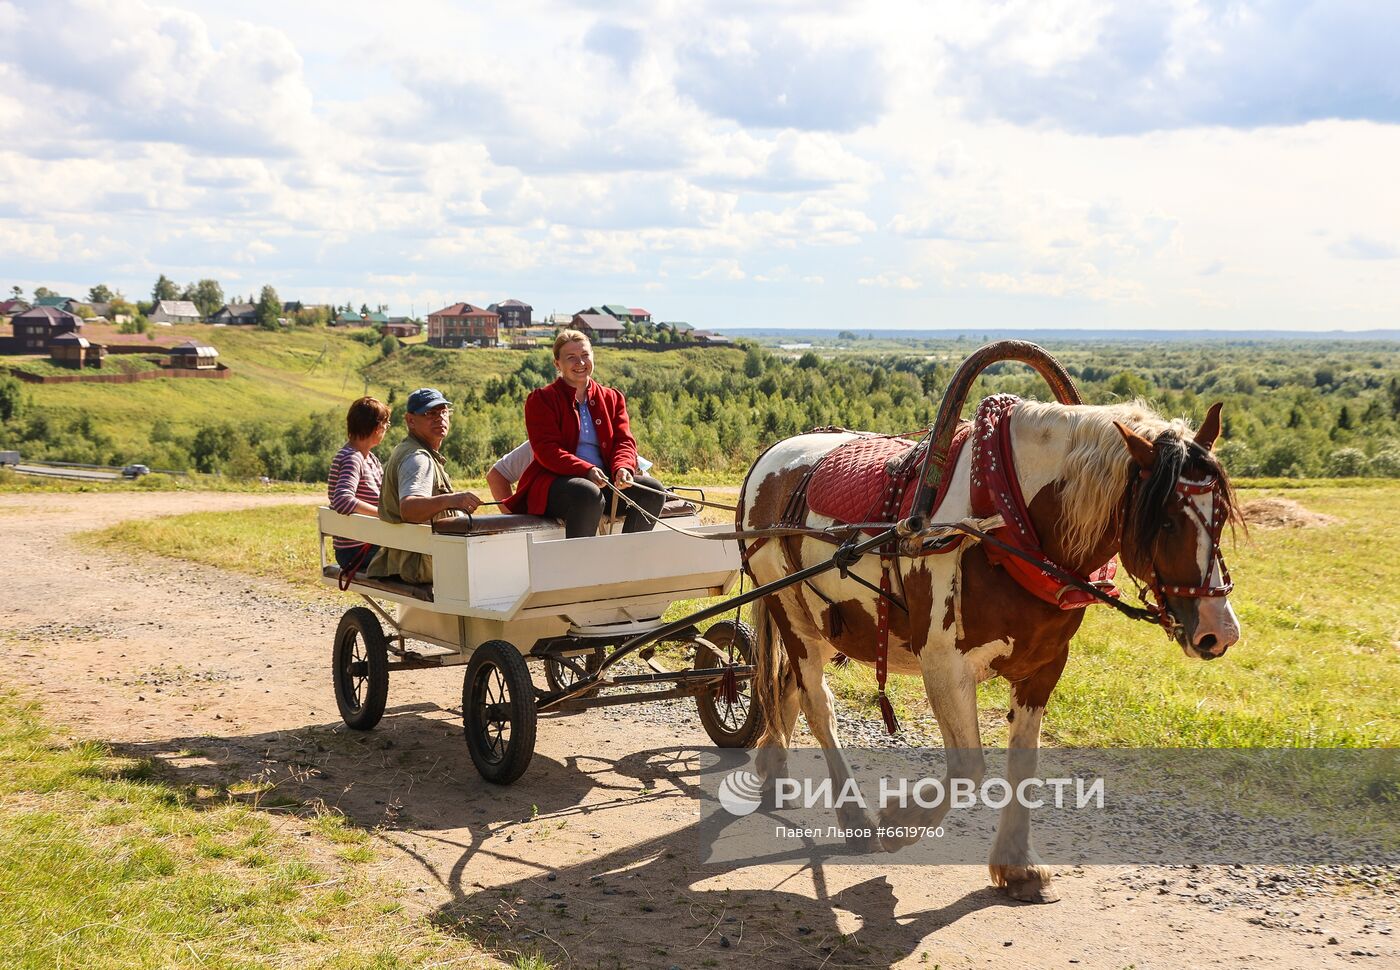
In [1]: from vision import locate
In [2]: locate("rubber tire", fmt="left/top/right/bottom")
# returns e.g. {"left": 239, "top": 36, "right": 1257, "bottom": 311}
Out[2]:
{"left": 543, "top": 649, "right": 603, "bottom": 694}
{"left": 333, "top": 607, "right": 389, "bottom": 730}
{"left": 462, "top": 640, "right": 538, "bottom": 785}
{"left": 695, "top": 619, "right": 764, "bottom": 748}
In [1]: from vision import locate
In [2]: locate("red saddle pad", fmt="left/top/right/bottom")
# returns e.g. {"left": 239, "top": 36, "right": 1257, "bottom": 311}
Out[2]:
{"left": 806, "top": 436, "right": 918, "bottom": 528}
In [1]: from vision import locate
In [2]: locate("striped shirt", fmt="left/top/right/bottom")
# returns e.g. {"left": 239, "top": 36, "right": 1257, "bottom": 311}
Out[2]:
{"left": 327, "top": 443, "right": 383, "bottom": 550}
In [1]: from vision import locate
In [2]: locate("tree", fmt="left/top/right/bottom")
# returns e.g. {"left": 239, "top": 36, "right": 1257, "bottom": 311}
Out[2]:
{"left": 359, "top": 303, "right": 370, "bottom": 317}
{"left": 189, "top": 279, "right": 224, "bottom": 320}
{"left": 743, "top": 346, "right": 765, "bottom": 378}
{"left": 0, "top": 376, "right": 23, "bottom": 423}
{"left": 87, "top": 284, "right": 114, "bottom": 304}
{"left": 33, "top": 286, "right": 56, "bottom": 300}
{"left": 9, "top": 285, "right": 20, "bottom": 300}
{"left": 257, "top": 285, "right": 282, "bottom": 330}
{"left": 380, "top": 334, "right": 399, "bottom": 357}
{"left": 152, "top": 274, "right": 179, "bottom": 303}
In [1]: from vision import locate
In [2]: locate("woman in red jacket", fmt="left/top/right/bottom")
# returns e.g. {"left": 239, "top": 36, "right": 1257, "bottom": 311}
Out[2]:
{"left": 504, "top": 329, "right": 666, "bottom": 537}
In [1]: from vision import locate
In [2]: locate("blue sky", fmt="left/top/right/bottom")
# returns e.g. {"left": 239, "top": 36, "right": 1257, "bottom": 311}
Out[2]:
{"left": 1, "top": 0, "right": 1397, "bottom": 329}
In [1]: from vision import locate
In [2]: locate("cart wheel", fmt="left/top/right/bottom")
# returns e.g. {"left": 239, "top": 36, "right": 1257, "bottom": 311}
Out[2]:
{"left": 463, "top": 640, "right": 538, "bottom": 785}
{"left": 543, "top": 649, "right": 603, "bottom": 695}
{"left": 333, "top": 607, "right": 389, "bottom": 731}
{"left": 695, "top": 619, "right": 763, "bottom": 748}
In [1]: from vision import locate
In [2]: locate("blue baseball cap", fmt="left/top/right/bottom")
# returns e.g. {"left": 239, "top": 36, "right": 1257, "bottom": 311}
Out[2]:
{"left": 406, "top": 387, "right": 452, "bottom": 414}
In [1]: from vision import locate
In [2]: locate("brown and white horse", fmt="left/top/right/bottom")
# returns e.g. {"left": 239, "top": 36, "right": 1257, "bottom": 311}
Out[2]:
{"left": 737, "top": 398, "right": 1242, "bottom": 903}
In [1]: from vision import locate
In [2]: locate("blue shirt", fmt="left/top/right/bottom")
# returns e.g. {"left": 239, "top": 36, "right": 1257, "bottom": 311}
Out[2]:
{"left": 575, "top": 398, "right": 605, "bottom": 469}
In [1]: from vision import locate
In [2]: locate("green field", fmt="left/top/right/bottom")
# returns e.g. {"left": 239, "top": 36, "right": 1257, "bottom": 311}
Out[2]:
{"left": 0, "top": 692, "right": 510, "bottom": 969}
{"left": 83, "top": 480, "right": 1400, "bottom": 749}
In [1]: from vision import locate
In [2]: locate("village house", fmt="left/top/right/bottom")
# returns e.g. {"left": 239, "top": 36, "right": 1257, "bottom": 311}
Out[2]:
{"left": 149, "top": 300, "right": 201, "bottom": 324}
{"left": 570, "top": 311, "right": 624, "bottom": 344}
{"left": 210, "top": 303, "right": 258, "bottom": 325}
{"left": 628, "top": 307, "right": 652, "bottom": 324}
{"left": 49, "top": 331, "right": 106, "bottom": 368}
{"left": 428, "top": 303, "right": 500, "bottom": 347}
{"left": 380, "top": 318, "right": 422, "bottom": 338}
{"left": 169, "top": 339, "right": 219, "bottom": 370}
{"left": 9, "top": 305, "right": 81, "bottom": 352}
{"left": 0, "top": 298, "right": 30, "bottom": 318}
{"left": 489, "top": 299, "right": 532, "bottom": 329}
{"left": 34, "top": 295, "right": 78, "bottom": 309}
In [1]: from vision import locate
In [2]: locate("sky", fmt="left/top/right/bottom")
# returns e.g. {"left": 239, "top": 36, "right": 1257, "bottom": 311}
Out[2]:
{"left": 1, "top": 0, "right": 1398, "bottom": 330}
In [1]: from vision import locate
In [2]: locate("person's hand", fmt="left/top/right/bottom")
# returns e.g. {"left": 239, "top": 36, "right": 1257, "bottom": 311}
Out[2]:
{"left": 588, "top": 467, "right": 608, "bottom": 486}
{"left": 457, "top": 491, "right": 482, "bottom": 513}
{"left": 613, "top": 467, "right": 635, "bottom": 489}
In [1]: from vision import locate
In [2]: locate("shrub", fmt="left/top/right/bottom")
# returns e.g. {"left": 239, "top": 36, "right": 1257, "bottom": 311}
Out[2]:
{"left": 1326, "top": 448, "right": 1369, "bottom": 477}
{"left": 1370, "top": 449, "right": 1400, "bottom": 478}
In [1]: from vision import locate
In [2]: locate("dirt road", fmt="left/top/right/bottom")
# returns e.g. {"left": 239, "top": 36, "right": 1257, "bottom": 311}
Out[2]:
{"left": 2, "top": 492, "right": 1393, "bottom": 969}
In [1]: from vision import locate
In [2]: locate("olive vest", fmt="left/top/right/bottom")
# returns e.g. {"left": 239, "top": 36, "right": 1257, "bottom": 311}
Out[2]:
{"left": 364, "top": 432, "right": 457, "bottom": 584}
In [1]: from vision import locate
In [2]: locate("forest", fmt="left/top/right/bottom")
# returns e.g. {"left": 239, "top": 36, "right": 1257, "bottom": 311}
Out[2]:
{"left": 1, "top": 337, "right": 1398, "bottom": 483}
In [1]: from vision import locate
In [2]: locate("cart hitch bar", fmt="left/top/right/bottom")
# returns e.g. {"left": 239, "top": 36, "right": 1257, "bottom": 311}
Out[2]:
{"left": 538, "top": 527, "right": 901, "bottom": 710}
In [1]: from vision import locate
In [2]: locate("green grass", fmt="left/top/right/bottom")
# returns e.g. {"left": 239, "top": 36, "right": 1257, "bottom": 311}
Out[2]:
{"left": 2, "top": 354, "right": 167, "bottom": 378}
{"left": 81, "top": 482, "right": 1400, "bottom": 748}
{"left": 0, "top": 691, "right": 509, "bottom": 969}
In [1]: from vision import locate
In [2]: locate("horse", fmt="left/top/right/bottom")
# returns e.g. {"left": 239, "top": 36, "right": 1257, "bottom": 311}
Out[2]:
{"left": 736, "top": 396, "right": 1242, "bottom": 903}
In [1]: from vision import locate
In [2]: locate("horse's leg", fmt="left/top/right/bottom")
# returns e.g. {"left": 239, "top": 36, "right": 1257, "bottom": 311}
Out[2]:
{"left": 877, "top": 638, "right": 986, "bottom": 851}
{"left": 988, "top": 654, "right": 1067, "bottom": 904}
{"left": 789, "top": 588, "right": 873, "bottom": 835}
{"left": 753, "top": 597, "right": 802, "bottom": 786}
{"left": 758, "top": 585, "right": 871, "bottom": 836}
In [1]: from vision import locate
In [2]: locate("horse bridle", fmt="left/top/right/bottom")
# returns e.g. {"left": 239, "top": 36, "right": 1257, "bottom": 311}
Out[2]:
{"left": 1130, "top": 474, "right": 1235, "bottom": 634}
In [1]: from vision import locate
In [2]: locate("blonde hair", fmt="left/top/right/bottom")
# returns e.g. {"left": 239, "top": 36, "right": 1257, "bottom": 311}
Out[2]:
{"left": 1011, "top": 399, "right": 1188, "bottom": 561}
{"left": 553, "top": 329, "right": 591, "bottom": 359}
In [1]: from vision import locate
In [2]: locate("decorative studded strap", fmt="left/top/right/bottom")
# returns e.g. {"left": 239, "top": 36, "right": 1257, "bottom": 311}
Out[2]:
{"left": 969, "top": 394, "right": 1120, "bottom": 610}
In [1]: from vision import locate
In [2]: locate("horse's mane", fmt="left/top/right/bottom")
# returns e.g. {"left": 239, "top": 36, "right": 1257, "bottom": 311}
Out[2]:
{"left": 1012, "top": 399, "right": 1239, "bottom": 562}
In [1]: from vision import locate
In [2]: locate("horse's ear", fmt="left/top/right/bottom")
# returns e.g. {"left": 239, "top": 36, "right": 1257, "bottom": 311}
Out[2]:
{"left": 1114, "top": 421, "right": 1156, "bottom": 471}
{"left": 1194, "top": 402, "right": 1222, "bottom": 450}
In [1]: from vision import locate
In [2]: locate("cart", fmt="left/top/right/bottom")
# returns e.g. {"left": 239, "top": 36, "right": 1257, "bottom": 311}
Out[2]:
{"left": 318, "top": 503, "right": 762, "bottom": 784}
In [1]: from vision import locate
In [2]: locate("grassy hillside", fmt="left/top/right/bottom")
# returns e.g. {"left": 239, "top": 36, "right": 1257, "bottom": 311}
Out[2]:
{"left": 1, "top": 325, "right": 385, "bottom": 455}
{"left": 0, "top": 326, "right": 748, "bottom": 473}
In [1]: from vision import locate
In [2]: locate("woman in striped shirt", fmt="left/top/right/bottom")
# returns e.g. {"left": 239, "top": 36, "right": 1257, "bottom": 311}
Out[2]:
{"left": 327, "top": 396, "right": 390, "bottom": 570}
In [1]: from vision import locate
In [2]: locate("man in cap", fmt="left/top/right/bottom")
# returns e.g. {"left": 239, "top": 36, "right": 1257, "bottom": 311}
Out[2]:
{"left": 364, "top": 387, "right": 482, "bottom": 584}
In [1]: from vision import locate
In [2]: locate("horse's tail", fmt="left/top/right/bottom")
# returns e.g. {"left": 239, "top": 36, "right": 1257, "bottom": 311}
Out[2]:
{"left": 751, "top": 596, "right": 787, "bottom": 745}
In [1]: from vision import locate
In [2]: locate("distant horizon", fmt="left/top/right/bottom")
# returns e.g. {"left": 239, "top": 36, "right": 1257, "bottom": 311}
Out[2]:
{"left": 723, "top": 325, "right": 1400, "bottom": 339}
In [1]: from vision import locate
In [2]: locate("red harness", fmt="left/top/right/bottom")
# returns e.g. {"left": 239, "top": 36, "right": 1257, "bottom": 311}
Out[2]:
{"left": 969, "top": 394, "right": 1120, "bottom": 609}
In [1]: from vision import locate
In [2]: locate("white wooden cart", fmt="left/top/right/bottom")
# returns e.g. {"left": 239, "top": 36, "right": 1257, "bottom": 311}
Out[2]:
{"left": 318, "top": 503, "right": 760, "bottom": 784}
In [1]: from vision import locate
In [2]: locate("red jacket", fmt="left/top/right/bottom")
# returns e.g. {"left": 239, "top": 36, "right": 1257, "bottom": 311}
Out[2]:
{"left": 504, "top": 378, "right": 640, "bottom": 516}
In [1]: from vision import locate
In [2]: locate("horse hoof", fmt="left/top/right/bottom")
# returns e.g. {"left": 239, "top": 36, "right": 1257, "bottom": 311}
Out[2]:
{"left": 1004, "top": 878, "right": 1059, "bottom": 904}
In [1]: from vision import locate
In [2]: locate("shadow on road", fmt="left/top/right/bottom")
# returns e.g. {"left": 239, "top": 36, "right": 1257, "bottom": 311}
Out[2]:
{"left": 114, "top": 704, "right": 1017, "bottom": 968}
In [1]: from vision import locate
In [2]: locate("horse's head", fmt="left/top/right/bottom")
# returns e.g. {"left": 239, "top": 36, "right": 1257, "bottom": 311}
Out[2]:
{"left": 1114, "top": 403, "right": 1242, "bottom": 660}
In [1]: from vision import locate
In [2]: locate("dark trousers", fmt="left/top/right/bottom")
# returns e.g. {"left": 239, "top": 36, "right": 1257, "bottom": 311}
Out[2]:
{"left": 546, "top": 474, "right": 666, "bottom": 539}
{"left": 334, "top": 543, "right": 377, "bottom": 571}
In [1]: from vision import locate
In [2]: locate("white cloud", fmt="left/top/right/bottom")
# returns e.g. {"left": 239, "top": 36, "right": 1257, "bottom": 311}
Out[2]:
{"left": 0, "top": 1, "right": 1395, "bottom": 330}
{"left": 859, "top": 272, "right": 922, "bottom": 290}
{"left": 695, "top": 259, "right": 747, "bottom": 281}
{"left": 2, "top": 0, "right": 317, "bottom": 155}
